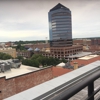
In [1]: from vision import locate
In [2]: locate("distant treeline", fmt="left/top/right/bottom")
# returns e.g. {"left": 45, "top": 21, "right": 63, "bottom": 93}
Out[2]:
{"left": 73, "top": 37, "right": 100, "bottom": 40}
{"left": 14, "top": 40, "right": 50, "bottom": 45}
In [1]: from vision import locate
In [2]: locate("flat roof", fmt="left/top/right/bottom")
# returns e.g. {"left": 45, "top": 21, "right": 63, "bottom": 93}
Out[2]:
{"left": 79, "top": 55, "right": 99, "bottom": 60}
{"left": 0, "top": 65, "right": 39, "bottom": 79}
{"left": 4, "top": 60, "right": 100, "bottom": 100}
{"left": 68, "top": 52, "right": 92, "bottom": 58}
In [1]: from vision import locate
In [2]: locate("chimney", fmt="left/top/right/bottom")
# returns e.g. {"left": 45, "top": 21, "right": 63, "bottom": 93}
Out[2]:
{"left": 73, "top": 62, "right": 78, "bottom": 70}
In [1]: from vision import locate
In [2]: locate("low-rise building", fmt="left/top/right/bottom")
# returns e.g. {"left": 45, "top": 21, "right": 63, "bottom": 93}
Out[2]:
{"left": 17, "top": 50, "right": 33, "bottom": 58}
{"left": 0, "top": 47, "right": 16, "bottom": 58}
{"left": 71, "top": 55, "right": 100, "bottom": 67}
{"left": 24, "top": 43, "right": 50, "bottom": 50}
{"left": 42, "top": 45, "right": 83, "bottom": 59}
{"left": 73, "top": 38, "right": 100, "bottom": 52}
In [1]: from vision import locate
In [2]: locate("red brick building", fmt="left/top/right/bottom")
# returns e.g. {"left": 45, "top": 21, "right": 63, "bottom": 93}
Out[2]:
{"left": 42, "top": 45, "right": 83, "bottom": 59}
{"left": 17, "top": 50, "right": 33, "bottom": 58}
{"left": 0, "top": 67, "right": 53, "bottom": 99}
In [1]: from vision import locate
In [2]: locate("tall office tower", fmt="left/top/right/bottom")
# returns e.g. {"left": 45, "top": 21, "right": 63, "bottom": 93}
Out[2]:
{"left": 42, "top": 3, "right": 83, "bottom": 59}
{"left": 49, "top": 3, "right": 73, "bottom": 47}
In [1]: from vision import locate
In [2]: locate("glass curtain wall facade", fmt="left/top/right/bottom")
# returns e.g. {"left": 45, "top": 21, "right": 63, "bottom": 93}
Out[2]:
{"left": 49, "top": 3, "right": 73, "bottom": 47}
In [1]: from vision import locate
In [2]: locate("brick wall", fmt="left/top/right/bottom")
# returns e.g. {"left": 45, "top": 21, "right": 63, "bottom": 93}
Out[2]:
{"left": 0, "top": 67, "right": 53, "bottom": 100}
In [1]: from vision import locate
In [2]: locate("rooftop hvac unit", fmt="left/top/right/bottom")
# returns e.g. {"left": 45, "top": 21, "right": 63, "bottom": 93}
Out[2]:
{"left": 8, "top": 59, "right": 21, "bottom": 68}
{"left": 9, "top": 62, "right": 21, "bottom": 68}
{"left": 0, "top": 59, "right": 21, "bottom": 73}
{"left": 0, "top": 63, "right": 11, "bottom": 72}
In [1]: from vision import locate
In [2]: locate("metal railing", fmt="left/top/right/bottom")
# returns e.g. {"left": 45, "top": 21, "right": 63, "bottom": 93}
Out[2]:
{"left": 50, "top": 70, "right": 100, "bottom": 100}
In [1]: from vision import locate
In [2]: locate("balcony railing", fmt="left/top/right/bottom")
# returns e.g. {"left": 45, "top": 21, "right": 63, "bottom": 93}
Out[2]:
{"left": 50, "top": 70, "right": 100, "bottom": 100}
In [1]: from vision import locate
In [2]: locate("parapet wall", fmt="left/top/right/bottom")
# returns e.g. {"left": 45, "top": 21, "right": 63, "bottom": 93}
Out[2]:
{"left": 0, "top": 67, "right": 53, "bottom": 100}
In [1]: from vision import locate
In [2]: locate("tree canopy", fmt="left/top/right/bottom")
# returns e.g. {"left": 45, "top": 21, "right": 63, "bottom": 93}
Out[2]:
{"left": 16, "top": 56, "right": 24, "bottom": 61}
{"left": 15, "top": 44, "right": 26, "bottom": 51}
{"left": 22, "top": 54, "right": 67, "bottom": 68}
{"left": 0, "top": 52, "right": 13, "bottom": 60}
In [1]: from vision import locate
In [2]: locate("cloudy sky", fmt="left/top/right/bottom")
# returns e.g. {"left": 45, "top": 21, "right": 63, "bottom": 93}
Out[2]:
{"left": 0, "top": 0, "right": 100, "bottom": 42}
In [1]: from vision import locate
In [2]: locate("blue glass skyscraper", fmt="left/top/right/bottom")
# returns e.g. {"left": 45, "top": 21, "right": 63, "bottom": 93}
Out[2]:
{"left": 48, "top": 3, "right": 73, "bottom": 47}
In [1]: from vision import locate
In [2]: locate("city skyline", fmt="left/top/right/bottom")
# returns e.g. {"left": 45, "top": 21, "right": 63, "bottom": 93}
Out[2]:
{"left": 0, "top": 0, "right": 100, "bottom": 42}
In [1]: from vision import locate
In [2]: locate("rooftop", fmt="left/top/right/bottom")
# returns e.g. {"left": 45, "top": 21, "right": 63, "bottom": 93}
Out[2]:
{"left": 79, "top": 55, "right": 99, "bottom": 60}
{"left": 52, "top": 67, "right": 72, "bottom": 77}
{"left": 68, "top": 52, "right": 92, "bottom": 58}
{"left": 56, "top": 62, "right": 65, "bottom": 67}
{"left": 0, "top": 64, "right": 39, "bottom": 79}
{"left": 50, "top": 3, "right": 69, "bottom": 12}
{"left": 71, "top": 55, "right": 100, "bottom": 67}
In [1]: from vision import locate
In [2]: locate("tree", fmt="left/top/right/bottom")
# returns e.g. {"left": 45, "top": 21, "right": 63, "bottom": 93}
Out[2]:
{"left": 2, "top": 55, "right": 12, "bottom": 60}
{"left": 61, "top": 58, "right": 67, "bottom": 63}
{"left": 31, "top": 54, "right": 42, "bottom": 60}
{"left": 22, "top": 59, "right": 31, "bottom": 66}
{"left": 16, "top": 44, "right": 26, "bottom": 51}
{"left": 16, "top": 56, "right": 24, "bottom": 61}
{"left": 32, "top": 59, "right": 40, "bottom": 67}
{"left": 0, "top": 52, "right": 13, "bottom": 60}
{"left": 0, "top": 53, "right": 5, "bottom": 59}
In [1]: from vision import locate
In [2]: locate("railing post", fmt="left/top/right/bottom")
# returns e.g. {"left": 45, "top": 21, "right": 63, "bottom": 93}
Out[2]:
{"left": 88, "top": 82, "right": 94, "bottom": 100}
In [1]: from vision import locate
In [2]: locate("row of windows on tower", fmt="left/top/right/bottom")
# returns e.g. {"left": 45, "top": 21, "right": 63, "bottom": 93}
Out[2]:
{"left": 52, "top": 22, "right": 71, "bottom": 25}
{"left": 51, "top": 22, "right": 71, "bottom": 25}
{"left": 51, "top": 16, "right": 71, "bottom": 20}
{"left": 52, "top": 25, "right": 71, "bottom": 28}
{"left": 52, "top": 32, "right": 71, "bottom": 36}
{"left": 52, "top": 29, "right": 71, "bottom": 32}
{"left": 52, "top": 19, "right": 71, "bottom": 22}
{"left": 52, "top": 12, "right": 71, "bottom": 17}
{"left": 52, "top": 30, "right": 71, "bottom": 33}
{"left": 51, "top": 23, "right": 71, "bottom": 27}
{"left": 52, "top": 35, "right": 72, "bottom": 39}
{"left": 52, "top": 35, "right": 71, "bottom": 37}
